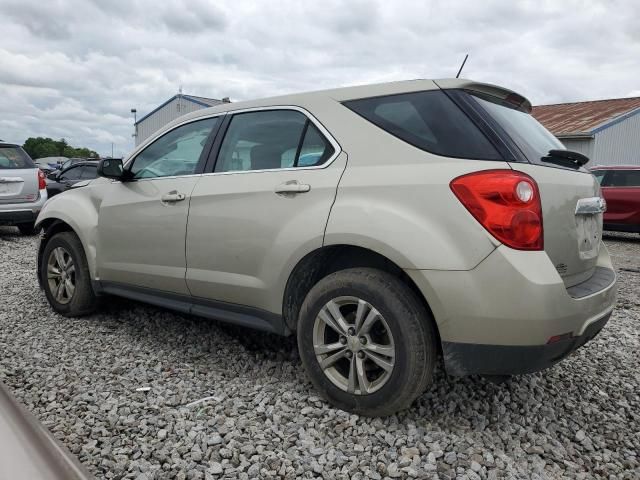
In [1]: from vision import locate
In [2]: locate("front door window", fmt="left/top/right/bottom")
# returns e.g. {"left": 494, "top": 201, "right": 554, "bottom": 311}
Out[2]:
{"left": 130, "top": 117, "right": 220, "bottom": 179}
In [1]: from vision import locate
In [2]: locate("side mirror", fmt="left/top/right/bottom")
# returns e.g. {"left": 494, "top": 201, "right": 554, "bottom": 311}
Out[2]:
{"left": 98, "top": 158, "right": 126, "bottom": 180}
{"left": 47, "top": 172, "right": 58, "bottom": 181}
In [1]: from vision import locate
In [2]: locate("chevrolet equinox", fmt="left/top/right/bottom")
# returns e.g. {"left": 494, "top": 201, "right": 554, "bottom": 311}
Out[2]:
{"left": 36, "top": 79, "right": 617, "bottom": 416}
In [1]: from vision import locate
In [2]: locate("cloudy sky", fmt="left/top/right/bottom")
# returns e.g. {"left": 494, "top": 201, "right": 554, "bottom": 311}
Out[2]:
{"left": 1, "top": 0, "right": 638, "bottom": 157}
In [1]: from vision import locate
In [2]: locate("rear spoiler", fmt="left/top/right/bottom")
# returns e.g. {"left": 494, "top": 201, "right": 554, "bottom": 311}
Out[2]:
{"left": 434, "top": 79, "right": 532, "bottom": 113}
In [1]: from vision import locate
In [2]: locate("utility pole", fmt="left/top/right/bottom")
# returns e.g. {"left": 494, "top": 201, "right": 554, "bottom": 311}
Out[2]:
{"left": 111, "top": 142, "right": 114, "bottom": 158}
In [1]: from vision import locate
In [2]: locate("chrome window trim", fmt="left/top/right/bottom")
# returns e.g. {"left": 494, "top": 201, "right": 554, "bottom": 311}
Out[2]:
{"left": 204, "top": 105, "right": 342, "bottom": 176}
{"left": 122, "top": 105, "right": 342, "bottom": 181}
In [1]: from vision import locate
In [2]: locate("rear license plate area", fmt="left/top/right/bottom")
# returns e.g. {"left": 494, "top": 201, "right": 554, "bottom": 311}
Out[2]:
{"left": 575, "top": 214, "right": 600, "bottom": 260}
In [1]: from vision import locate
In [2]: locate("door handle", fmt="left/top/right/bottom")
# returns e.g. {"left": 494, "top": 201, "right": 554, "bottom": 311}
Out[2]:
{"left": 274, "top": 181, "right": 311, "bottom": 195}
{"left": 161, "top": 191, "right": 186, "bottom": 203}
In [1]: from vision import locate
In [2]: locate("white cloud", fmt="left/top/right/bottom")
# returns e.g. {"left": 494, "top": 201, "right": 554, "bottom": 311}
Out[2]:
{"left": 0, "top": 0, "right": 638, "bottom": 157}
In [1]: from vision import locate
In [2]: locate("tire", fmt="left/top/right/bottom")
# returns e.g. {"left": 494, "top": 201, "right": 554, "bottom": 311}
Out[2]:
{"left": 40, "top": 231, "right": 97, "bottom": 317}
{"left": 297, "top": 268, "right": 437, "bottom": 416}
{"left": 18, "top": 222, "right": 39, "bottom": 235}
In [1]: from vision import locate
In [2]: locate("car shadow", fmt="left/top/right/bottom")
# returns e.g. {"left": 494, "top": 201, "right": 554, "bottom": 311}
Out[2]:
{"left": 603, "top": 231, "right": 640, "bottom": 243}
{"left": 86, "top": 295, "right": 530, "bottom": 422}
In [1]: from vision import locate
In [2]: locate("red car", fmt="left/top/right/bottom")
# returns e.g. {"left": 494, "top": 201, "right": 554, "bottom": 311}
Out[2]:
{"left": 591, "top": 166, "right": 640, "bottom": 233}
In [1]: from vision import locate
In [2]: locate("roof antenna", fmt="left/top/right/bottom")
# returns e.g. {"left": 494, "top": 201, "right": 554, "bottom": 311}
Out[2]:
{"left": 456, "top": 54, "right": 469, "bottom": 78}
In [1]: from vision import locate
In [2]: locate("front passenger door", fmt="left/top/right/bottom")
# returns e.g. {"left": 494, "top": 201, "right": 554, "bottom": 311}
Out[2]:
{"left": 96, "top": 116, "right": 221, "bottom": 294}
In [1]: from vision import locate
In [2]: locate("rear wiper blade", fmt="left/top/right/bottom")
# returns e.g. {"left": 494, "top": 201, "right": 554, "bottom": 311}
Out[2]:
{"left": 541, "top": 149, "right": 590, "bottom": 169}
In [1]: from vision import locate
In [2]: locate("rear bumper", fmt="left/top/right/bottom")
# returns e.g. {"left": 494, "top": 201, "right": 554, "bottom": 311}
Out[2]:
{"left": 0, "top": 191, "right": 48, "bottom": 225}
{"left": 0, "top": 209, "right": 38, "bottom": 225}
{"left": 406, "top": 242, "right": 617, "bottom": 376}
{"left": 441, "top": 311, "right": 610, "bottom": 376}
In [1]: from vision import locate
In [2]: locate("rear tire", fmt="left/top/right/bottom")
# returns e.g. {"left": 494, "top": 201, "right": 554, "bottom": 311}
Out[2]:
{"left": 40, "top": 231, "right": 97, "bottom": 317}
{"left": 297, "top": 268, "right": 437, "bottom": 416}
{"left": 18, "top": 222, "right": 39, "bottom": 235}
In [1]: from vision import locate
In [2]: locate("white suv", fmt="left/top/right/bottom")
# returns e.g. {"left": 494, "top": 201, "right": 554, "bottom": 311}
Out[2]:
{"left": 35, "top": 79, "right": 616, "bottom": 416}
{"left": 0, "top": 142, "right": 48, "bottom": 234}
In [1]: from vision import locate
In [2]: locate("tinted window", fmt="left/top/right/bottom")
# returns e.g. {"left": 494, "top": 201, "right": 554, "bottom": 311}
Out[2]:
{"left": 606, "top": 170, "right": 640, "bottom": 187}
{"left": 343, "top": 90, "right": 501, "bottom": 160}
{"left": 131, "top": 117, "right": 219, "bottom": 179}
{"left": 0, "top": 146, "right": 35, "bottom": 169}
{"left": 471, "top": 92, "right": 565, "bottom": 164}
{"left": 216, "top": 110, "right": 308, "bottom": 172}
{"left": 60, "top": 166, "right": 84, "bottom": 181}
{"left": 81, "top": 165, "right": 98, "bottom": 180}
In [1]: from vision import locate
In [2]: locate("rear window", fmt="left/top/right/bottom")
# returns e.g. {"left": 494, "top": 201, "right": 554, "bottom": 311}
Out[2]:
{"left": 343, "top": 90, "right": 502, "bottom": 160}
{"left": 0, "top": 146, "right": 35, "bottom": 169}
{"left": 469, "top": 92, "right": 566, "bottom": 164}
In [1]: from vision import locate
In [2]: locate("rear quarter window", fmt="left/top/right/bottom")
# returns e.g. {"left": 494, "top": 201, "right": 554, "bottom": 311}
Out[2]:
{"left": 343, "top": 90, "right": 502, "bottom": 161}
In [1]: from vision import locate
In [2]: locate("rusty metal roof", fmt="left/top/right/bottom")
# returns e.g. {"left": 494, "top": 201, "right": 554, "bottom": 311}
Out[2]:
{"left": 531, "top": 97, "right": 640, "bottom": 137}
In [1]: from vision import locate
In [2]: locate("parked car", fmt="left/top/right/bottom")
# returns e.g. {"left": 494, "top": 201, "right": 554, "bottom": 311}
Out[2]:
{"left": 591, "top": 166, "right": 640, "bottom": 233}
{"left": 46, "top": 161, "right": 99, "bottom": 198}
{"left": 0, "top": 382, "right": 92, "bottom": 480}
{"left": 34, "top": 156, "right": 67, "bottom": 174}
{"left": 58, "top": 157, "right": 99, "bottom": 171}
{"left": 0, "top": 142, "right": 47, "bottom": 234}
{"left": 35, "top": 79, "right": 617, "bottom": 416}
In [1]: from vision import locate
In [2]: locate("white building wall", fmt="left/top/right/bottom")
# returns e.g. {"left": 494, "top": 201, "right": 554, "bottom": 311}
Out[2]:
{"left": 135, "top": 97, "right": 207, "bottom": 146}
{"left": 591, "top": 112, "right": 640, "bottom": 166}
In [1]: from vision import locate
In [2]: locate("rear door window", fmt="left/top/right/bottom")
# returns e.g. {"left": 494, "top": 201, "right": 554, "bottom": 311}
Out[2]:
{"left": 60, "top": 166, "right": 84, "bottom": 181}
{"left": 0, "top": 146, "right": 35, "bottom": 169}
{"left": 606, "top": 170, "right": 640, "bottom": 187}
{"left": 215, "top": 110, "right": 334, "bottom": 172}
{"left": 343, "top": 90, "right": 502, "bottom": 160}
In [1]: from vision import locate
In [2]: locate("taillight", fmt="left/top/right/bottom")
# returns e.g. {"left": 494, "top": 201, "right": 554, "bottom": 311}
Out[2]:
{"left": 450, "top": 170, "right": 543, "bottom": 250}
{"left": 38, "top": 169, "right": 46, "bottom": 190}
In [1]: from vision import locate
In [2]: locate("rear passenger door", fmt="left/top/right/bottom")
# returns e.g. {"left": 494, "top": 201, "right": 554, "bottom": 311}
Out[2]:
{"left": 185, "top": 108, "right": 346, "bottom": 316}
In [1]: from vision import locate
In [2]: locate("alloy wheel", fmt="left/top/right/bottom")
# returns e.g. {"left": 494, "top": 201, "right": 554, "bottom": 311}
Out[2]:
{"left": 312, "top": 296, "right": 396, "bottom": 395}
{"left": 47, "top": 247, "right": 76, "bottom": 305}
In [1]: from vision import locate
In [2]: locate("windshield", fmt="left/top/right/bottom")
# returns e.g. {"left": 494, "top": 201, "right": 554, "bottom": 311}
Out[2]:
{"left": 0, "top": 146, "right": 35, "bottom": 169}
{"left": 470, "top": 92, "right": 565, "bottom": 164}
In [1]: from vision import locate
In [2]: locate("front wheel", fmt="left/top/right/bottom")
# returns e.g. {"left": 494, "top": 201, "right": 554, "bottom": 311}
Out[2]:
{"left": 40, "top": 231, "right": 97, "bottom": 317}
{"left": 297, "top": 268, "right": 437, "bottom": 416}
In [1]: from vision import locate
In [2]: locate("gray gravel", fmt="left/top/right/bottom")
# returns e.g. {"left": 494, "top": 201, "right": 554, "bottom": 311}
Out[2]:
{"left": 1, "top": 226, "right": 639, "bottom": 480}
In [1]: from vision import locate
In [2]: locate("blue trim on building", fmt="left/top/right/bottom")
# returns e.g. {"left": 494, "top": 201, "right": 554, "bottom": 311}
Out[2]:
{"left": 590, "top": 107, "right": 640, "bottom": 134}
{"left": 135, "top": 95, "right": 219, "bottom": 125}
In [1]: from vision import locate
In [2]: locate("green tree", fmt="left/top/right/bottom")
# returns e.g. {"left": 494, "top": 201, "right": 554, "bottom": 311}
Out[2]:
{"left": 22, "top": 137, "right": 98, "bottom": 159}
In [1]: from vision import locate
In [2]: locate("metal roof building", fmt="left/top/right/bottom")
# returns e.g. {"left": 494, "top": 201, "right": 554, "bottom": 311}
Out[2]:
{"left": 134, "top": 93, "right": 226, "bottom": 146}
{"left": 532, "top": 97, "right": 640, "bottom": 166}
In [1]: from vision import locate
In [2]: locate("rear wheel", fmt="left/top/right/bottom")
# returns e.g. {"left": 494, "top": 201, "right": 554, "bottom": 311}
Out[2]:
{"left": 40, "top": 231, "right": 97, "bottom": 316}
{"left": 17, "top": 222, "right": 39, "bottom": 235}
{"left": 297, "top": 268, "right": 437, "bottom": 416}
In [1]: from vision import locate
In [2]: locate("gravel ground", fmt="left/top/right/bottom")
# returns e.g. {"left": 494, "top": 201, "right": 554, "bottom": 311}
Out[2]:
{"left": 1, "top": 227, "right": 638, "bottom": 480}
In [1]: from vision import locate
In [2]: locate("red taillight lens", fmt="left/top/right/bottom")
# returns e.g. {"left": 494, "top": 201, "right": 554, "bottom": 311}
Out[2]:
{"left": 450, "top": 170, "right": 543, "bottom": 250}
{"left": 38, "top": 169, "right": 46, "bottom": 190}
